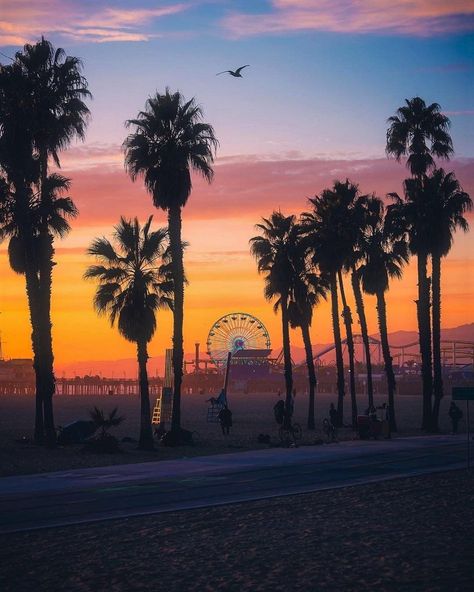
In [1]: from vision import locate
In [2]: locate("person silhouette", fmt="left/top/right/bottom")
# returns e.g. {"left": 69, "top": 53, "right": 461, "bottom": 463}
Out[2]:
{"left": 449, "top": 402, "right": 463, "bottom": 434}
{"left": 218, "top": 404, "right": 233, "bottom": 435}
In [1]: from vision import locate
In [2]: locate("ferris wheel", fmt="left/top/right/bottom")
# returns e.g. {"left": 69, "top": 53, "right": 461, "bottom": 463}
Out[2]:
{"left": 206, "top": 312, "right": 271, "bottom": 366}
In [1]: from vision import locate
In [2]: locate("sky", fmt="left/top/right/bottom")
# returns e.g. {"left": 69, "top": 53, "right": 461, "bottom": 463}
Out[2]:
{"left": 0, "top": 0, "right": 473, "bottom": 372}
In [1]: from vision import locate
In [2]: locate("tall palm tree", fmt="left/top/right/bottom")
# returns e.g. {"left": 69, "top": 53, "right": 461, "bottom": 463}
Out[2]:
{"left": 0, "top": 172, "right": 77, "bottom": 443}
{"left": 85, "top": 217, "right": 172, "bottom": 450}
{"left": 250, "top": 212, "right": 299, "bottom": 429}
{"left": 288, "top": 228, "right": 328, "bottom": 430}
{"left": 303, "top": 180, "right": 364, "bottom": 427}
{"left": 423, "top": 169, "right": 472, "bottom": 429}
{"left": 0, "top": 59, "right": 45, "bottom": 441}
{"left": 124, "top": 89, "right": 218, "bottom": 438}
{"left": 359, "top": 207, "right": 409, "bottom": 432}
{"left": 345, "top": 195, "right": 382, "bottom": 410}
{"left": 0, "top": 39, "right": 90, "bottom": 444}
{"left": 386, "top": 97, "right": 453, "bottom": 431}
{"left": 302, "top": 196, "right": 344, "bottom": 426}
{"left": 14, "top": 38, "right": 90, "bottom": 444}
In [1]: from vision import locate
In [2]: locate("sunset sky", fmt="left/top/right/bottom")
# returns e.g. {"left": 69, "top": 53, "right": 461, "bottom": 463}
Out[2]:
{"left": 1, "top": 1, "right": 473, "bottom": 372}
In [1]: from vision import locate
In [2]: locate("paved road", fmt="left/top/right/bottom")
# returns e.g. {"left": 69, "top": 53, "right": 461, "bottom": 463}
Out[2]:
{"left": 0, "top": 435, "right": 467, "bottom": 533}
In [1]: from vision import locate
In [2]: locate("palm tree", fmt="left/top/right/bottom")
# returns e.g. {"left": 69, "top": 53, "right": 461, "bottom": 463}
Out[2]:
{"left": 0, "top": 39, "right": 90, "bottom": 444}
{"left": 124, "top": 89, "right": 218, "bottom": 438}
{"left": 85, "top": 217, "right": 172, "bottom": 450}
{"left": 288, "top": 228, "right": 328, "bottom": 429}
{"left": 0, "top": 59, "right": 45, "bottom": 441}
{"left": 303, "top": 180, "right": 364, "bottom": 427}
{"left": 359, "top": 206, "right": 409, "bottom": 432}
{"left": 423, "top": 169, "right": 471, "bottom": 429}
{"left": 0, "top": 173, "right": 77, "bottom": 443}
{"left": 345, "top": 195, "right": 382, "bottom": 411}
{"left": 89, "top": 407, "right": 125, "bottom": 441}
{"left": 386, "top": 97, "right": 453, "bottom": 178}
{"left": 14, "top": 38, "right": 90, "bottom": 444}
{"left": 250, "top": 212, "right": 299, "bottom": 429}
{"left": 386, "top": 97, "right": 453, "bottom": 431}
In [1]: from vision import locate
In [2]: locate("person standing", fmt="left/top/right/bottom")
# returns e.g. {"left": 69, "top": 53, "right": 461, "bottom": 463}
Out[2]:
{"left": 449, "top": 402, "right": 463, "bottom": 434}
{"left": 329, "top": 403, "right": 338, "bottom": 429}
{"left": 218, "top": 405, "right": 233, "bottom": 436}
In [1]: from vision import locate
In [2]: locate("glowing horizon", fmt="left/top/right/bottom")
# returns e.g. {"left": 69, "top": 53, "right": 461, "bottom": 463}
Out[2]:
{"left": 1, "top": 1, "right": 473, "bottom": 369}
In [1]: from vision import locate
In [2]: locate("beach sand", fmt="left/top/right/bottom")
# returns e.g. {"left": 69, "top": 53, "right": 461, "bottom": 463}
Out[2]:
{"left": 0, "top": 391, "right": 463, "bottom": 476}
{"left": 1, "top": 469, "right": 472, "bottom": 591}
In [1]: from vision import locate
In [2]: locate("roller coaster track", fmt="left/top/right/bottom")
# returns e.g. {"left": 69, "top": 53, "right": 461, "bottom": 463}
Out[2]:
{"left": 275, "top": 335, "right": 474, "bottom": 369}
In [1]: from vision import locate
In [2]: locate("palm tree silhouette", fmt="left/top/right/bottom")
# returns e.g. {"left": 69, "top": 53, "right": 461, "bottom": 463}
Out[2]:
{"left": 288, "top": 227, "right": 328, "bottom": 430}
{"left": 303, "top": 181, "right": 363, "bottom": 427}
{"left": 250, "top": 212, "right": 299, "bottom": 429}
{"left": 0, "top": 172, "right": 77, "bottom": 443}
{"left": 347, "top": 195, "right": 383, "bottom": 410}
{"left": 386, "top": 97, "right": 453, "bottom": 431}
{"left": 0, "top": 58, "right": 45, "bottom": 441}
{"left": 0, "top": 38, "right": 90, "bottom": 444}
{"left": 124, "top": 89, "right": 218, "bottom": 438}
{"left": 358, "top": 201, "right": 409, "bottom": 432}
{"left": 422, "top": 169, "right": 471, "bottom": 429}
{"left": 85, "top": 217, "right": 172, "bottom": 450}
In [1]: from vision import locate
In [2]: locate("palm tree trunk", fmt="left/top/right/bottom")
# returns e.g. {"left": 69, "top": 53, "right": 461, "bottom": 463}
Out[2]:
{"left": 37, "top": 150, "right": 57, "bottom": 446}
{"left": 23, "top": 244, "right": 44, "bottom": 443}
{"left": 39, "top": 232, "right": 56, "bottom": 446}
{"left": 417, "top": 252, "right": 433, "bottom": 431}
{"left": 431, "top": 253, "right": 443, "bottom": 432}
{"left": 168, "top": 204, "right": 184, "bottom": 435}
{"left": 301, "top": 322, "right": 316, "bottom": 430}
{"left": 280, "top": 294, "right": 293, "bottom": 430}
{"left": 376, "top": 290, "right": 397, "bottom": 432}
{"left": 351, "top": 267, "right": 374, "bottom": 409}
{"left": 338, "top": 270, "right": 357, "bottom": 427}
{"left": 330, "top": 272, "right": 345, "bottom": 427}
{"left": 16, "top": 180, "right": 44, "bottom": 443}
{"left": 137, "top": 340, "right": 154, "bottom": 450}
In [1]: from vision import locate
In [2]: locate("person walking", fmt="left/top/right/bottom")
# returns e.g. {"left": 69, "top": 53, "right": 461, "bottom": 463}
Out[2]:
{"left": 449, "top": 402, "right": 463, "bottom": 434}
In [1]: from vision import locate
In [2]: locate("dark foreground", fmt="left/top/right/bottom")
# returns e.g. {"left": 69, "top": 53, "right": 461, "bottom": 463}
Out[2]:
{"left": 1, "top": 470, "right": 473, "bottom": 592}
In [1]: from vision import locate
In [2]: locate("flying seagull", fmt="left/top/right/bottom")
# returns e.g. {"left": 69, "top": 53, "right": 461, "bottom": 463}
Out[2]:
{"left": 216, "top": 65, "right": 250, "bottom": 78}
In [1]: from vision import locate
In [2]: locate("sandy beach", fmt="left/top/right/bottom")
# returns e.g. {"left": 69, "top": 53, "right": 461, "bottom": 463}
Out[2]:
{"left": 0, "top": 391, "right": 465, "bottom": 476}
{"left": 1, "top": 469, "right": 472, "bottom": 592}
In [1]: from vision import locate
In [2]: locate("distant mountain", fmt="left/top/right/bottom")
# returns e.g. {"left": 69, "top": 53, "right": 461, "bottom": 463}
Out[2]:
{"left": 55, "top": 323, "right": 474, "bottom": 377}
{"left": 289, "top": 323, "right": 474, "bottom": 364}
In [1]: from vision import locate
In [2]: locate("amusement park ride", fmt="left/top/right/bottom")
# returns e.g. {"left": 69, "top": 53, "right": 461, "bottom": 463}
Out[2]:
{"left": 178, "top": 311, "right": 474, "bottom": 396}
{"left": 0, "top": 312, "right": 473, "bottom": 397}
{"left": 181, "top": 312, "right": 276, "bottom": 394}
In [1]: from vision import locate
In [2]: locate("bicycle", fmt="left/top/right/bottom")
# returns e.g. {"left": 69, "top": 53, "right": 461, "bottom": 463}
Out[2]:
{"left": 278, "top": 422, "right": 303, "bottom": 445}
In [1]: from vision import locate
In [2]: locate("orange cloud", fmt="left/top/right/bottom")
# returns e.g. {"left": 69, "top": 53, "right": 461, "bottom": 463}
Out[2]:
{"left": 0, "top": 1, "right": 188, "bottom": 45}
{"left": 222, "top": 0, "right": 474, "bottom": 37}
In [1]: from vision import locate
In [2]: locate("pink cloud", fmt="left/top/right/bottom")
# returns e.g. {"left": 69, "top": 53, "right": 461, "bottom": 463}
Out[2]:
{"left": 62, "top": 155, "right": 474, "bottom": 227}
{"left": 222, "top": 0, "right": 474, "bottom": 37}
{"left": 0, "top": 1, "right": 188, "bottom": 45}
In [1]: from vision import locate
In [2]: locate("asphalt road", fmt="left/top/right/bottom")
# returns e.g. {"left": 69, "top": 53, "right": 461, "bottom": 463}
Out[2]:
{"left": 0, "top": 435, "right": 468, "bottom": 533}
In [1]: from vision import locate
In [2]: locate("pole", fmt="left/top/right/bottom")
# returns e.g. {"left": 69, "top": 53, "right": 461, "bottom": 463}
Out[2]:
{"left": 467, "top": 400, "right": 471, "bottom": 470}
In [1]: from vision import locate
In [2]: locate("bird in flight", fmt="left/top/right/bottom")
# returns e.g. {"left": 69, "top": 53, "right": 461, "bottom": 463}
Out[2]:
{"left": 216, "top": 65, "right": 250, "bottom": 78}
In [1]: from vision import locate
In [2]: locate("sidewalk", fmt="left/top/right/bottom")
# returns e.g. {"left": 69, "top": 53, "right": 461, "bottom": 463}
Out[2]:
{"left": 0, "top": 434, "right": 466, "bottom": 497}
